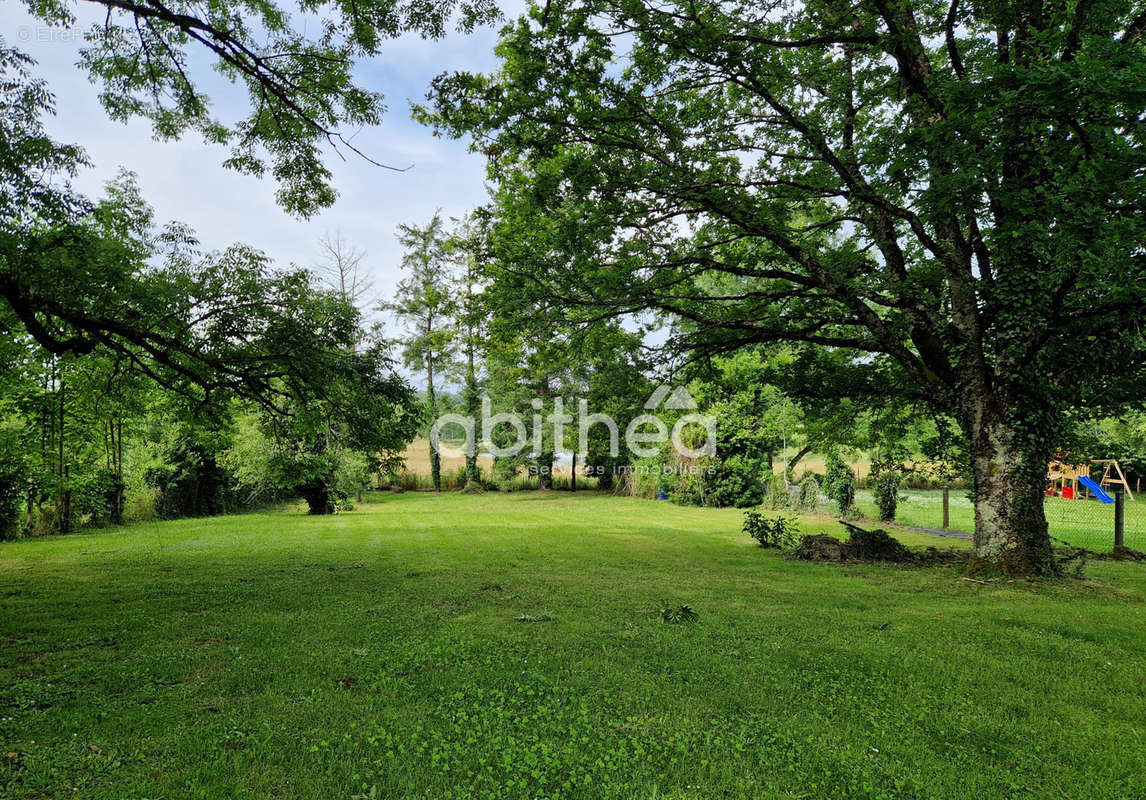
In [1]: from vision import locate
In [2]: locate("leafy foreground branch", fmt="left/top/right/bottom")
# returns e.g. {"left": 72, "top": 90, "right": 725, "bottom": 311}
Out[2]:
{"left": 16, "top": 0, "right": 500, "bottom": 215}
{"left": 1, "top": 50, "right": 418, "bottom": 526}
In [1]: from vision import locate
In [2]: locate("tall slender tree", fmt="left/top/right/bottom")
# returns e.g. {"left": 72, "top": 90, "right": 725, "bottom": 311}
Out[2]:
{"left": 385, "top": 213, "right": 457, "bottom": 491}
{"left": 447, "top": 216, "right": 487, "bottom": 489}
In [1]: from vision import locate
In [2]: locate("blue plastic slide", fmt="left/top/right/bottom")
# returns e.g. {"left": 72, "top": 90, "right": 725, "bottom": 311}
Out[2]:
{"left": 1078, "top": 475, "right": 1115, "bottom": 504}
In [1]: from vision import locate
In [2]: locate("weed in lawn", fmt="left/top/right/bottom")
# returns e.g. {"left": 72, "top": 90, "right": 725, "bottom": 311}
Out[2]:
{"left": 743, "top": 510, "right": 800, "bottom": 549}
{"left": 659, "top": 605, "right": 699, "bottom": 624}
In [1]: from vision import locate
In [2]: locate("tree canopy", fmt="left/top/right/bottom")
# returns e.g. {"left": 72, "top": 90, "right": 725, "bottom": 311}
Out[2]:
{"left": 3, "top": 0, "right": 498, "bottom": 420}
{"left": 1, "top": 46, "right": 417, "bottom": 531}
{"left": 424, "top": 0, "right": 1146, "bottom": 573}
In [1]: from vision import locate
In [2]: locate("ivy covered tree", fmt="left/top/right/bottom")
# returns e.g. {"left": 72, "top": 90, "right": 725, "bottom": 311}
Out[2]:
{"left": 681, "top": 350, "right": 794, "bottom": 506}
{"left": 426, "top": 0, "right": 1146, "bottom": 574}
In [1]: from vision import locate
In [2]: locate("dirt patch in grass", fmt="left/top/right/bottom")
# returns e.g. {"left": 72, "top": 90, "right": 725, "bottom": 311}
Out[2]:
{"left": 794, "top": 523, "right": 969, "bottom": 566}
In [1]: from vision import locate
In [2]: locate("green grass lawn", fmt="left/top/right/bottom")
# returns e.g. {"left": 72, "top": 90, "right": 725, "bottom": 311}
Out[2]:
{"left": 850, "top": 489, "right": 1146, "bottom": 551}
{"left": 3, "top": 492, "right": 1145, "bottom": 799}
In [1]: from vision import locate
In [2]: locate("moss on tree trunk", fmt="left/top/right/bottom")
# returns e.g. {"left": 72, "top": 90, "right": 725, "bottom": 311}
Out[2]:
{"left": 964, "top": 395, "right": 1058, "bottom": 576}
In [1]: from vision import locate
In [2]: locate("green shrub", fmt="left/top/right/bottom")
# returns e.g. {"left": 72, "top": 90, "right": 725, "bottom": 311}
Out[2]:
{"left": 822, "top": 452, "right": 858, "bottom": 516}
{"left": 153, "top": 439, "right": 236, "bottom": 518}
{"left": 764, "top": 472, "right": 789, "bottom": 510}
{"left": 701, "top": 455, "right": 766, "bottom": 508}
{"left": 493, "top": 456, "right": 527, "bottom": 492}
{"left": 743, "top": 510, "right": 800, "bottom": 549}
{"left": 0, "top": 461, "right": 24, "bottom": 540}
{"left": 615, "top": 458, "right": 660, "bottom": 499}
{"left": 795, "top": 474, "right": 820, "bottom": 511}
{"left": 872, "top": 470, "right": 902, "bottom": 522}
{"left": 123, "top": 486, "right": 159, "bottom": 523}
{"left": 658, "top": 454, "right": 766, "bottom": 508}
{"left": 666, "top": 459, "right": 705, "bottom": 506}
{"left": 461, "top": 463, "right": 488, "bottom": 494}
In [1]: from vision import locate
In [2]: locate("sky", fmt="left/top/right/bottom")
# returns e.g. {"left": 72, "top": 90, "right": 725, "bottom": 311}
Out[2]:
{"left": 2, "top": 2, "right": 520, "bottom": 321}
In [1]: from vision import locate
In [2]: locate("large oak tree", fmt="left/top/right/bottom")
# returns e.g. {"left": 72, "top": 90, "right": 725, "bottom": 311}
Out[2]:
{"left": 426, "top": 0, "right": 1146, "bottom": 573}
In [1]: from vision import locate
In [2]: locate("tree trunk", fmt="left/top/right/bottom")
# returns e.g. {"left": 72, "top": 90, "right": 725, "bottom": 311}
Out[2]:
{"left": 25, "top": 482, "right": 35, "bottom": 530}
{"left": 536, "top": 378, "right": 553, "bottom": 490}
{"left": 107, "top": 479, "right": 124, "bottom": 525}
{"left": 116, "top": 419, "right": 124, "bottom": 522}
{"left": 429, "top": 445, "right": 441, "bottom": 491}
{"left": 57, "top": 375, "right": 71, "bottom": 534}
{"left": 427, "top": 354, "right": 441, "bottom": 492}
{"left": 787, "top": 444, "right": 813, "bottom": 475}
{"left": 570, "top": 452, "right": 577, "bottom": 492}
{"left": 302, "top": 480, "right": 335, "bottom": 514}
{"left": 106, "top": 418, "right": 124, "bottom": 525}
{"left": 59, "top": 468, "right": 71, "bottom": 534}
{"left": 537, "top": 452, "right": 554, "bottom": 490}
{"left": 464, "top": 338, "right": 480, "bottom": 488}
{"left": 964, "top": 394, "right": 1057, "bottom": 576}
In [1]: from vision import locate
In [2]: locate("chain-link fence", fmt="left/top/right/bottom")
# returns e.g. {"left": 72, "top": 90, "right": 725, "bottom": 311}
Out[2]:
{"left": 825, "top": 488, "right": 1144, "bottom": 552}
{"left": 1043, "top": 492, "right": 1143, "bottom": 551}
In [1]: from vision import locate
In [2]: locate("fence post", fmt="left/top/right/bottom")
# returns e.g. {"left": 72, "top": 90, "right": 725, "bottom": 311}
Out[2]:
{"left": 1115, "top": 489, "right": 1125, "bottom": 550}
{"left": 942, "top": 487, "right": 950, "bottom": 530}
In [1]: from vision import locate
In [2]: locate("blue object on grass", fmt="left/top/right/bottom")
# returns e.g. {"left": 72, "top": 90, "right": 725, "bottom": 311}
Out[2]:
{"left": 656, "top": 491, "right": 668, "bottom": 500}
{"left": 1078, "top": 475, "right": 1114, "bottom": 503}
